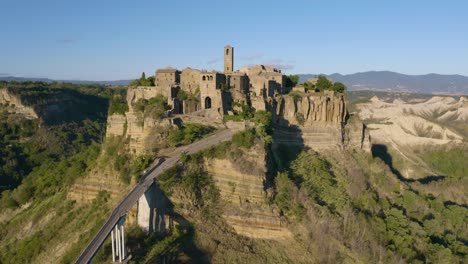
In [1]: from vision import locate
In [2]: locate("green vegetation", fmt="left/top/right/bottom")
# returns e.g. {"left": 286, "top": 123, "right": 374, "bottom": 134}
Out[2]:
{"left": 0, "top": 190, "right": 111, "bottom": 264}
{"left": 176, "top": 89, "right": 197, "bottom": 101}
{"left": 303, "top": 75, "right": 346, "bottom": 93}
{"left": 92, "top": 224, "right": 192, "bottom": 264}
{"left": 108, "top": 87, "right": 129, "bottom": 115}
{"left": 114, "top": 153, "right": 153, "bottom": 184}
{"left": 285, "top": 74, "right": 299, "bottom": 87}
{"left": 274, "top": 172, "right": 305, "bottom": 220}
{"left": 168, "top": 123, "right": 216, "bottom": 147}
{"left": 232, "top": 129, "right": 256, "bottom": 149}
{"left": 130, "top": 72, "right": 155, "bottom": 86}
{"left": 0, "top": 81, "right": 114, "bottom": 263}
{"left": 271, "top": 147, "right": 467, "bottom": 263}
{"left": 133, "top": 94, "right": 171, "bottom": 119}
{"left": 0, "top": 84, "right": 109, "bottom": 197}
{"left": 226, "top": 110, "right": 272, "bottom": 149}
{"left": 159, "top": 153, "right": 219, "bottom": 217}
{"left": 1, "top": 80, "right": 466, "bottom": 263}
{"left": 224, "top": 101, "right": 253, "bottom": 122}
{"left": 421, "top": 146, "right": 467, "bottom": 180}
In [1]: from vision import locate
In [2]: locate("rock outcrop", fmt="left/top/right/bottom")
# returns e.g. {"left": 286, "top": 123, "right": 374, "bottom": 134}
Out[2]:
{"left": 274, "top": 90, "right": 346, "bottom": 126}
{"left": 271, "top": 90, "right": 369, "bottom": 151}
{"left": 204, "top": 144, "right": 292, "bottom": 240}
{"left": 0, "top": 88, "right": 38, "bottom": 119}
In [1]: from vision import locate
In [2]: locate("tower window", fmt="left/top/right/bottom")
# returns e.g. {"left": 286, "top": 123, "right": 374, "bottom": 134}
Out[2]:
{"left": 226, "top": 49, "right": 229, "bottom": 55}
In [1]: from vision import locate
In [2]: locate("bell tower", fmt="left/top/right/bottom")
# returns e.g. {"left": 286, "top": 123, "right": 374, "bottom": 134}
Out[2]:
{"left": 224, "top": 45, "right": 234, "bottom": 73}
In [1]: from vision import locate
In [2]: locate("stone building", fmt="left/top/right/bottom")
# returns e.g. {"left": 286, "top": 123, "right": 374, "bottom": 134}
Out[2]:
{"left": 155, "top": 67, "right": 180, "bottom": 90}
{"left": 199, "top": 71, "right": 227, "bottom": 111}
{"left": 180, "top": 67, "right": 201, "bottom": 94}
{"left": 224, "top": 45, "right": 234, "bottom": 73}
{"left": 240, "top": 65, "right": 284, "bottom": 97}
{"left": 146, "top": 45, "right": 288, "bottom": 116}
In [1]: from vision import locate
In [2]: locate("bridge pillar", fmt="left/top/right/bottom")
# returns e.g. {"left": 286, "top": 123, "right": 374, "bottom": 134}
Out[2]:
{"left": 111, "top": 218, "right": 126, "bottom": 263}
{"left": 137, "top": 183, "right": 170, "bottom": 234}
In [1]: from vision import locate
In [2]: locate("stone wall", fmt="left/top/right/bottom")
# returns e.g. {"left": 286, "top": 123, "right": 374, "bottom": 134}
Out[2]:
{"left": 180, "top": 68, "right": 201, "bottom": 94}
{"left": 251, "top": 96, "right": 267, "bottom": 111}
{"left": 127, "top": 86, "right": 168, "bottom": 110}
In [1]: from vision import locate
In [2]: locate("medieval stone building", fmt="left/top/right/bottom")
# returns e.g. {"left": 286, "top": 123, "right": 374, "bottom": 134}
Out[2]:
{"left": 147, "top": 45, "right": 288, "bottom": 117}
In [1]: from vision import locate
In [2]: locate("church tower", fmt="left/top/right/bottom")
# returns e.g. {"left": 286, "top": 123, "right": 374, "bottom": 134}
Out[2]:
{"left": 224, "top": 45, "right": 234, "bottom": 73}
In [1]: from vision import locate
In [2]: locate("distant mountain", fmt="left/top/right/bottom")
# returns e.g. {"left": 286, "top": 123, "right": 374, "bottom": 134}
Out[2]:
{"left": 0, "top": 76, "right": 132, "bottom": 86}
{"left": 3, "top": 71, "right": 468, "bottom": 95}
{"left": 298, "top": 71, "right": 468, "bottom": 95}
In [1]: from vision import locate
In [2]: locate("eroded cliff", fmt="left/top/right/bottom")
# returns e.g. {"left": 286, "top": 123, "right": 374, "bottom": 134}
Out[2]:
{"left": 272, "top": 90, "right": 370, "bottom": 151}
{"left": 0, "top": 88, "right": 38, "bottom": 119}
{"left": 204, "top": 144, "right": 291, "bottom": 240}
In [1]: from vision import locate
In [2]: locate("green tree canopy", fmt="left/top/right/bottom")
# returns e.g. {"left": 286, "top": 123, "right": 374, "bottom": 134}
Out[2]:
{"left": 285, "top": 75, "right": 300, "bottom": 87}
{"left": 130, "top": 72, "right": 154, "bottom": 87}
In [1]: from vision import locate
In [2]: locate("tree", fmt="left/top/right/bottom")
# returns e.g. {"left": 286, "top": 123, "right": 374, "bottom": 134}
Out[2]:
{"left": 315, "top": 75, "right": 333, "bottom": 91}
{"left": 286, "top": 75, "right": 300, "bottom": 87}
{"left": 332, "top": 82, "right": 346, "bottom": 93}
{"left": 130, "top": 72, "right": 154, "bottom": 86}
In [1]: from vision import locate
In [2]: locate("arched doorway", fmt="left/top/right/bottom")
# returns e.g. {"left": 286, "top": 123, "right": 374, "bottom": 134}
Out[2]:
{"left": 205, "top": 97, "right": 212, "bottom": 109}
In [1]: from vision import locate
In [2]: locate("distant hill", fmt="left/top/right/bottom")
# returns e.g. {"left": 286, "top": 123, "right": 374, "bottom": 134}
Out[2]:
{"left": 0, "top": 76, "right": 132, "bottom": 86}
{"left": 298, "top": 71, "right": 468, "bottom": 95}
{"left": 3, "top": 71, "right": 468, "bottom": 95}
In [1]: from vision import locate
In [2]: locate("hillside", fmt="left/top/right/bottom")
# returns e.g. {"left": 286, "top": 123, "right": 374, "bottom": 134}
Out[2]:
{"left": 299, "top": 71, "right": 468, "bottom": 95}
{"left": 0, "top": 77, "right": 132, "bottom": 86}
{"left": 0, "top": 82, "right": 466, "bottom": 263}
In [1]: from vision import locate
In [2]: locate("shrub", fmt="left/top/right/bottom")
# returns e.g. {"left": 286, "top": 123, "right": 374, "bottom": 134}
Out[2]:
{"left": 168, "top": 123, "right": 215, "bottom": 147}
{"left": 232, "top": 129, "right": 255, "bottom": 149}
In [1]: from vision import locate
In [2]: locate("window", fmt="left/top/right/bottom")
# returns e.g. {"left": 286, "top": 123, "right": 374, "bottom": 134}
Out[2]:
{"left": 226, "top": 49, "right": 229, "bottom": 55}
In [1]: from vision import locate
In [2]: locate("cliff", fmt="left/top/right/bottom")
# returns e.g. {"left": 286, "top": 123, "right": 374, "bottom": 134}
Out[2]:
{"left": 204, "top": 144, "right": 291, "bottom": 240}
{"left": 272, "top": 91, "right": 370, "bottom": 151}
{"left": 0, "top": 88, "right": 38, "bottom": 119}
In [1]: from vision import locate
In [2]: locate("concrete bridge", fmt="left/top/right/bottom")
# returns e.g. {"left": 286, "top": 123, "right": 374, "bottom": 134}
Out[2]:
{"left": 75, "top": 129, "right": 235, "bottom": 264}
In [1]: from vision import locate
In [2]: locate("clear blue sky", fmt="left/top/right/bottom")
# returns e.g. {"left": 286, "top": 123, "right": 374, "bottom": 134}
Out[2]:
{"left": 1, "top": 0, "right": 467, "bottom": 80}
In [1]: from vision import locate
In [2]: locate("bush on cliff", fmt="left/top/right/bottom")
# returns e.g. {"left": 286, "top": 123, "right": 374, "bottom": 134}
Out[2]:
{"left": 168, "top": 123, "right": 215, "bottom": 147}
{"left": 133, "top": 95, "right": 171, "bottom": 119}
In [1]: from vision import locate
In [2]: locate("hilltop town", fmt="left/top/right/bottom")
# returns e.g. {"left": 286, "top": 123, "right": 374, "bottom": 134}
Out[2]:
{"left": 132, "top": 45, "right": 286, "bottom": 117}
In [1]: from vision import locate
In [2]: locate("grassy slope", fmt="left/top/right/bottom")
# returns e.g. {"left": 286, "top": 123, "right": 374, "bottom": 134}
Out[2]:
{"left": 0, "top": 83, "right": 119, "bottom": 264}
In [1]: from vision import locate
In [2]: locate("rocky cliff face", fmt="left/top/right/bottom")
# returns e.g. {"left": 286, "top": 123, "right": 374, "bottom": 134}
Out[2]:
{"left": 272, "top": 91, "right": 369, "bottom": 151}
{"left": 0, "top": 88, "right": 38, "bottom": 119}
{"left": 274, "top": 91, "right": 346, "bottom": 126}
{"left": 204, "top": 144, "right": 292, "bottom": 240}
{"left": 69, "top": 90, "right": 177, "bottom": 203}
